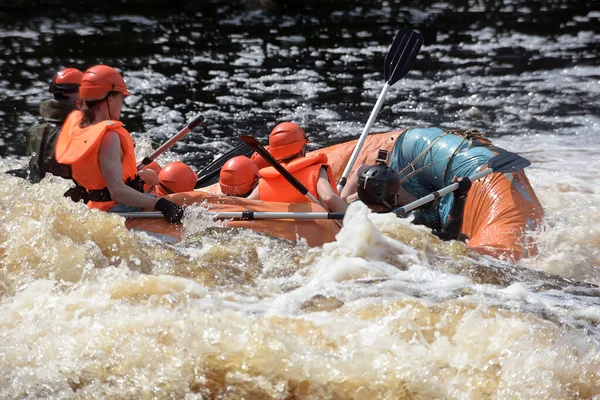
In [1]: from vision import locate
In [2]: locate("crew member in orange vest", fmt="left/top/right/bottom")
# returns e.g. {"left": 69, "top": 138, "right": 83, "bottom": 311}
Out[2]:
{"left": 54, "top": 65, "right": 184, "bottom": 222}
{"left": 219, "top": 156, "right": 260, "bottom": 198}
{"left": 247, "top": 122, "right": 347, "bottom": 213}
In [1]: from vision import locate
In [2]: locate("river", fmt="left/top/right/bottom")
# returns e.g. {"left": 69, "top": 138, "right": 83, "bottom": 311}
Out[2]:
{"left": 0, "top": 0, "right": 599, "bottom": 398}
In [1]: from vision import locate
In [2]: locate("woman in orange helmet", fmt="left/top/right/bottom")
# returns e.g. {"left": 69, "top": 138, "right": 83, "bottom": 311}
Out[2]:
{"left": 54, "top": 65, "right": 184, "bottom": 222}
{"left": 219, "top": 156, "right": 260, "bottom": 198}
{"left": 247, "top": 122, "right": 347, "bottom": 213}
{"left": 155, "top": 161, "right": 198, "bottom": 196}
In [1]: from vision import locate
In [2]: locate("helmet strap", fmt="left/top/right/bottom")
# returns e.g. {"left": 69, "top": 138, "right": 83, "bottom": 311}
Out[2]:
{"left": 106, "top": 96, "right": 113, "bottom": 120}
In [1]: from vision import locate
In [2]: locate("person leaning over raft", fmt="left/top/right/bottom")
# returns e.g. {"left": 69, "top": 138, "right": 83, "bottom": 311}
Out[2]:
{"left": 247, "top": 122, "right": 347, "bottom": 213}
{"left": 346, "top": 164, "right": 471, "bottom": 241}
{"left": 54, "top": 64, "right": 184, "bottom": 223}
{"left": 341, "top": 126, "right": 543, "bottom": 257}
{"left": 155, "top": 161, "right": 198, "bottom": 196}
{"left": 219, "top": 156, "right": 260, "bottom": 198}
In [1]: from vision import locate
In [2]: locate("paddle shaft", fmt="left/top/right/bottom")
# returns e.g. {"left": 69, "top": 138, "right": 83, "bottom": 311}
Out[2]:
{"left": 194, "top": 142, "right": 254, "bottom": 188}
{"left": 136, "top": 114, "right": 205, "bottom": 170}
{"left": 116, "top": 211, "right": 345, "bottom": 220}
{"left": 393, "top": 167, "right": 495, "bottom": 216}
{"left": 337, "top": 83, "right": 391, "bottom": 191}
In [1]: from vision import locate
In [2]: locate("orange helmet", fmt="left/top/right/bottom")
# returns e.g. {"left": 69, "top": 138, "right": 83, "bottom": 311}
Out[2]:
{"left": 79, "top": 64, "right": 131, "bottom": 101}
{"left": 268, "top": 122, "right": 309, "bottom": 160}
{"left": 219, "top": 156, "right": 260, "bottom": 197}
{"left": 156, "top": 162, "right": 198, "bottom": 196}
{"left": 250, "top": 147, "right": 271, "bottom": 170}
{"left": 48, "top": 68, "right": 83, "bottom": 94}
{"left": 141, "top": 161, "right": 162, "bottom": 193}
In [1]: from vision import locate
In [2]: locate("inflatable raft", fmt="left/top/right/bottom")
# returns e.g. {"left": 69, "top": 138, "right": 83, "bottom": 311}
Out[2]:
{"left": 125, "top": 129, "right": 544, "bottom": 261}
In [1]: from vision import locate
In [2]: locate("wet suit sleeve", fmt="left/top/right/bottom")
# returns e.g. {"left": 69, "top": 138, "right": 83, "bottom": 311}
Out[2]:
{"left": 432, "top": 177, "right": 471, "bottom": 241}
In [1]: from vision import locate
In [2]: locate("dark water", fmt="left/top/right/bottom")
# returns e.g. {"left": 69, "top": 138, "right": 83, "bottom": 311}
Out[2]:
{"left": 0, "top": 0, "right": 598, "bottom": 170}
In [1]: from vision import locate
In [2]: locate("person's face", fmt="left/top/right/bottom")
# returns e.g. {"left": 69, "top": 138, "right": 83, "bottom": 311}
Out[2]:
{"left": 107, "top": 93, "right": 125, "bottom": 120}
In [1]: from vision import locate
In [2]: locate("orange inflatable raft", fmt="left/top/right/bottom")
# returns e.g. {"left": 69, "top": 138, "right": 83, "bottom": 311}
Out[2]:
{"left": 125, "top": 129, "right": 544, "bottom": 261}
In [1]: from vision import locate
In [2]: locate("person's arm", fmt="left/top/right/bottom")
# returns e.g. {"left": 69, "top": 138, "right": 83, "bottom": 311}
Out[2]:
{"left": 317, "top": 167, "right": 347, "bottom": 213}
{"left": 339, "top": 164, "right": 368, "bottom": 201}
{"left": 99, "top": 131, "right": 184, "bottom": 222}
{"left": 246, "top": 185, "right": 260, "bottom": 200}
{"left": 99, "top": 132, "right": 159, "bottom": 209}
{"left": 432, "top": 177, "right": 471, "bottom": 241}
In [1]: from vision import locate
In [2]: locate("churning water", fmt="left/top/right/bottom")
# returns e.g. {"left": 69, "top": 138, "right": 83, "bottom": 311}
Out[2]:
{"left": 0, "top": 1, "right": 599, "bottom": 398}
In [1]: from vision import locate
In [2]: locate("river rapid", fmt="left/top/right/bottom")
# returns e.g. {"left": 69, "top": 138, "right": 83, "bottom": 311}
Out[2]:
{"left": 0, "top": 1, "right": 599, "bottom": 398}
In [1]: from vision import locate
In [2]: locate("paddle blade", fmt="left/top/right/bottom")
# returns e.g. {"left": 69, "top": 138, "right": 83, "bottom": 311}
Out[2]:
{"left": 194, "top": 141, "right": 255, "bottom": 188}
{"left": 488, "top": 152, "right": 531, "bottom": 173}
{"left": 384, "top": 29, "right": 423, "bottom": 85}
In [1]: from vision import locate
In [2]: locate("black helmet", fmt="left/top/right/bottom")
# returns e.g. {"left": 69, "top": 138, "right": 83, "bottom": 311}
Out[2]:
{"left": 357, "top": 165, "right": 400, "bottom": 209}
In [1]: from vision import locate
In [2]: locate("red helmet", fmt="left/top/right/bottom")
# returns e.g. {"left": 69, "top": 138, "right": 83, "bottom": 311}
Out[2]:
{"left": 219, "top": 156, "right": 260, "bottom": 197}
{"left": 79, "top": 64, "right": 131, "bottom": 101}
{"left": 48, "top": 68, "right": 83, "bottom": 94}
{"left": 156, "top": 162, "right": 197, "bottom": 196}
{"left": 268, "top": 122, "right": 309, "bottom": 160}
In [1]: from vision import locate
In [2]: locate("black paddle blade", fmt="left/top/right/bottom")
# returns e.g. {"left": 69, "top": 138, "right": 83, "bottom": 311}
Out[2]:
{"left": 194, "top": 141, "right": 255, "bottom": 188}
{"left": 384, "top": 29, "right": 423, "bottom": 86}
{"left": 488, "top": 152, "right": 531, "bottom": 173}
{"left": 5, "top": 168, "right": 29, "bottom": 179}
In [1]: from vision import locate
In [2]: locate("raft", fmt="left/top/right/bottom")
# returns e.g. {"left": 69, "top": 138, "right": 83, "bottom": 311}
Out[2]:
{"left": 124, "top": 129, "right": 544, "bottom": 261}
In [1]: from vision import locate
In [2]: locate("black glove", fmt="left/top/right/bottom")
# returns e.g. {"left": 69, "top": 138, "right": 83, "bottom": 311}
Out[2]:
{"left": 454, "top": 177, "right": 472, "bottom": 199}
{"left": 154, "top": 198, "right": 184, "bottom": 223}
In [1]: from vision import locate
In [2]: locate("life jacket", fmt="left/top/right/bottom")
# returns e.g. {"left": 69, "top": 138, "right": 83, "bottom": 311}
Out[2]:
{"left": 258, "top": 153, "right": 337, "bottom": 203}
{"left": 55, "top": 110, "right": 141, "bottom": 211}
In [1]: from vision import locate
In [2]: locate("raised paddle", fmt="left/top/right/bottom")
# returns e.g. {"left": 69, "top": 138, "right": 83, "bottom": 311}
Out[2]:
{"left": 239, "top": 135, "right": 343, "bottom": 227}
{"left": 392, "top": 152, "right": 531, "bottom": 216}
{"left": 116, "top": 211, "right": 345, "bottom": 220}
{"left": 136, "top": 113, "right": 205, "bottom": 170}
{"left": 194, "top": 141, "right": 255, "bottom": 188}
{"left": 337, "top": 28, "right": 423, "bottom": 192}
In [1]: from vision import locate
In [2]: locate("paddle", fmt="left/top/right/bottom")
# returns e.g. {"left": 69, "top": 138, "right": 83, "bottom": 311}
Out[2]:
{"left": 194, "top": 141, "right": 255, "bottom": 189}
{"left": 337, "top": 28, "right": 423, "bottom": 192}
{"left": 136, "top": 113, "right": 205, "bottom": 170}
{"left": 116, "top": 211, "right": 345, "bottom": 220}
{"left": 392, "top": 152, "right": 531, "bottom": 216}
{"left": 239, "top": 135, "right": 322, "bottom": 205}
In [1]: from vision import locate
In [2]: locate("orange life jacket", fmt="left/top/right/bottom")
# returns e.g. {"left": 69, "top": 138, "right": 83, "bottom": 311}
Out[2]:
{"left": 258, "top": 153, "right": 337, "bottom": 203}
{"left": 55, "top": 110, "right": 139, "bottom": 211}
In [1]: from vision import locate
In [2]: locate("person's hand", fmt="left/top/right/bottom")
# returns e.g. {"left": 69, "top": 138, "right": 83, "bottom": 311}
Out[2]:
{"left": 452, "top": 176, "right": 472, "bottom": 198}
{"left": 139, "top": 169, "right": 160, "bottom": 185}
{"left": 345, "top": 192, "right": 359, "bottom": 203}
{"left": 154, "top": 198, "right": 184, "bottom": 223}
